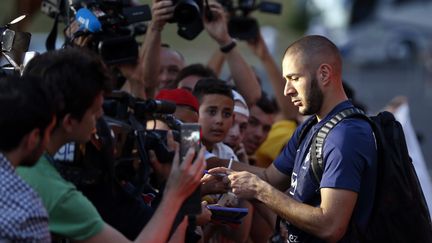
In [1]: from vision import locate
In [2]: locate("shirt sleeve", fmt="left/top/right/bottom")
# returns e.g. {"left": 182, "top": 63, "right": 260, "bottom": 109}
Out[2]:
{"left": 49, "top": 188, "right": 105, "bottom": 240}
{"left": 273, "top": 126, "right": 302, "bottom": 176}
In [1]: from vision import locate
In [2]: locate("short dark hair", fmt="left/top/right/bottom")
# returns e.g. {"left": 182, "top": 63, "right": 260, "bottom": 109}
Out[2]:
{"left": 284, "top": 35, "right": 342, "bottom": 73}
{"left": 174, "top": 63, "right": 217, "bottom": 87}
{"left": 24, "top": 48, "right": 112, "bottom": 122}
{"left": 256, "top": 91, "right": 277, "bottom": 114}
{"left": 0, "top": 75, "right": 55, "bottom": 152}
{"left": 192, "top": 78, "right": 233, "bottom": 104}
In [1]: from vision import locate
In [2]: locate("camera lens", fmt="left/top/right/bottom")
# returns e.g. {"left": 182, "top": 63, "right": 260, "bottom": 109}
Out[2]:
{"left": 174, "top": 0, "right": 201, "bottom": 25}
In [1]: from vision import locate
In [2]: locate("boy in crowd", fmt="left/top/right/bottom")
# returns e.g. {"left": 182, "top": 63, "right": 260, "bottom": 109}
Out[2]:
{"left": 192, "top": 78, "right": 237, "bottom": 161}
{"left": 17, "top": 48, "right": 206, "bottom": 243}
{"left": 0, "top": 75, "right": 56, "bottom": 242}
{"left": 193, "top": 79, "right": 254, "bottom": 242}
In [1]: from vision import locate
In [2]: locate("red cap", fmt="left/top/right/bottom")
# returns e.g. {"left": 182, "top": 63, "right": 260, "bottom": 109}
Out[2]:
{"left": 156, "top": 88, "right": 199, "bottom": 113}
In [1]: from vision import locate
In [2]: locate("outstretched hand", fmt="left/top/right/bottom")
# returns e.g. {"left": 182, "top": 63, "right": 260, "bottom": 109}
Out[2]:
{"left": 165, "top": 147, "right": 207, "bottom": 201}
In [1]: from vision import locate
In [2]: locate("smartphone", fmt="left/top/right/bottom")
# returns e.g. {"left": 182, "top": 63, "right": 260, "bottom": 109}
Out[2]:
{"left": 180, "top": 123, "right": 201, "bottom": 163}
{"left": 179, "top": 123, "right": 202, "bottom": 215}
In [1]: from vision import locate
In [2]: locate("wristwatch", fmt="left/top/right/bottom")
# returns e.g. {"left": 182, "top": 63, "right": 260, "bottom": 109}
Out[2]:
{"left": 220, "top": 39, "right": 237, "bottom": 53}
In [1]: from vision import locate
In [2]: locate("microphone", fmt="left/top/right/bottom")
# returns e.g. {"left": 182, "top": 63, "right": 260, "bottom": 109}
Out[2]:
{"left": 75, "top": 8, "right": 102, "bottom": 33}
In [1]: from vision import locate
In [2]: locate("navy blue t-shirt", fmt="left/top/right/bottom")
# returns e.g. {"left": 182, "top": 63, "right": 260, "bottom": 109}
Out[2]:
{"left": 274, "top": 101, "right": 377, "bottom": 243}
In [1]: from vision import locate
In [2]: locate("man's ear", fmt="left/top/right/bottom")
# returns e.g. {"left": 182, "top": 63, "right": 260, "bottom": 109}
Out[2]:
{"left": 23, "top": 128, "right": 41, "bottom": 152}
{"left": 62, "top": 113, "right": 75, "bottom": 133}
{"left": 318, "top": 63, "right": 332, "bottom": 85}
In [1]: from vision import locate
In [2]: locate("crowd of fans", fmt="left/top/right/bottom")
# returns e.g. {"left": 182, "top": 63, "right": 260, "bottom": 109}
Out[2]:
{"left": 1, "top": 0, "right": 394, "bottom": 243}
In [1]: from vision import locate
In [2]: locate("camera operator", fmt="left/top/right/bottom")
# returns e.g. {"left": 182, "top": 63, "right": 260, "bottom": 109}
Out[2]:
{"left": 17, "top": 48, "right": 206, "bottom": 243}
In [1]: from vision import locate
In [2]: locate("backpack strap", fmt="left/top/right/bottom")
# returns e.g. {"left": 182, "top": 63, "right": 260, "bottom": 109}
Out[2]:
{"left": 310, "top": 107, "right": 366, "bottom": 183}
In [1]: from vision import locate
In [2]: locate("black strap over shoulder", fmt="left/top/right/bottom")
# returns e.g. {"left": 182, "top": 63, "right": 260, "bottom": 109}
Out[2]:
{"left": 310, "top": 107, "right": 366, "bottom": 183}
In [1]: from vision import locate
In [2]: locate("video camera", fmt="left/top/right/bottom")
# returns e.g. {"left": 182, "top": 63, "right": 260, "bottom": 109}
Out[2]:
{"left": 41, "top": 0, "right": 151, "bottom": 64}
{"left": 52, "top": 91, "right": 181, "bottom": 188}
{"left": 219, "top": 0, "right": 282, "bottom": 40}
{"left": 0, "top": 16, "right": 37, "bottom": 77}
{"left": 169, "top": 0, "right": 281, "bottom": 40}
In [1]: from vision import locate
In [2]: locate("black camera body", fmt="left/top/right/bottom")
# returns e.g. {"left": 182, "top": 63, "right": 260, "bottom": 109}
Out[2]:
{"left": 52, "top": 90, "right": 179, "bottom": 188}
{"left": 167, "top": 0, "right": 282, "bottom": 41}
{"left": 41, "top": 0, "right": 151, "bottom": 64}
{"left": 169, "top": 0, "right": 205, "bottom": 40}
{"left": 218, "top": 0, "right": 282, "bottom": 40}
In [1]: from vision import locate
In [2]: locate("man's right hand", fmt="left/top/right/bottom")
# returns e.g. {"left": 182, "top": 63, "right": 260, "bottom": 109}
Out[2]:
{"left": 164, "top": 147, "right": 207, "bottom": 201}
{"left": 150, "top": 0, "right": 175, "bottom": 31}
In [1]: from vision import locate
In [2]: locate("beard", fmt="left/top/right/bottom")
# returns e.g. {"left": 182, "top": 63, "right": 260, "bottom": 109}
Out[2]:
{"left": 301, "top": 77, "right": 323, "bottom": 116}
{"left": 20, "top": 141, "right": 44, "bottom": 167}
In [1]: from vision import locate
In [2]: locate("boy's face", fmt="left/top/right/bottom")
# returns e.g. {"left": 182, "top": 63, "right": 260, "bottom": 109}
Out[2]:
{"left": 198, "top": 94, "right": 234, "bottom": 148}
{"left": 69, "top": 92, "right": 104, "bottom": 143}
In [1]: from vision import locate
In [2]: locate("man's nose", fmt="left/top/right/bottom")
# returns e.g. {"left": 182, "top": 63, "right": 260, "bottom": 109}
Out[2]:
{"left": 284, "top": 80, "right": 294, "bottom": 97}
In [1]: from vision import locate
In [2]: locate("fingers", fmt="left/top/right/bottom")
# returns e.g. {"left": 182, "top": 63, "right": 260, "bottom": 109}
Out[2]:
{"left": 191, "top": 147, "right": 207, "bottom": 180}
{"left": 171, "top": 143, "right": 180, "bottom": 170}
{"left": 152, "top": 0, "right": 175, "bottom": 22}
{"left": 204, "top": 2, "right": 225, "bottom": 23}
{"left": 208, "top": 166, "right": 232, "bottom": 175}
{"left": 166, "top": 130, "right": 177, "bottom": 152}
{"left": 148, "top": 149, "right": 158, "bottom": 166}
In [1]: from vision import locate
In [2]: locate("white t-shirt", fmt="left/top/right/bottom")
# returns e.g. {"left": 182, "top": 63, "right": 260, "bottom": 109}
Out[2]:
{"left": 205, "top": 142, "right": 238, "bottom": 161}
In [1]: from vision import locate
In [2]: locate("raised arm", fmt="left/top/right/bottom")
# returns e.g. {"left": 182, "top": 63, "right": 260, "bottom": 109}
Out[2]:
{"left": 140, "top": 0, "right": 174, "bottom": 98}
{"left": 247, "top": 33, "right": 298, "bottom": 120}
{"left": 82, "top": 147, "right": 206, "bottom": 243}
{"left": 207, "top": 50, "right": 225, "bottom": 76}
{"left": 203, "top": 2, "right": 261, "bottom": 106}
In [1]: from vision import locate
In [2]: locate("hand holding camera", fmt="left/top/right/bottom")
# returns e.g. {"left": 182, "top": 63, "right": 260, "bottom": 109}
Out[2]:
{"left": 203, "top": 1, "right": 231, "bottom": 46}
{"left": 164, "top": 147, "right": 207, "bottom": 203}
{"left": 150, "top": 0, "right": 175, "bottom": 31}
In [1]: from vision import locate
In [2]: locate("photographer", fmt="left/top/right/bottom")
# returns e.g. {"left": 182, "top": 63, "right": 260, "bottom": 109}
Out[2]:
{"left": 139, "top": 0, "right": 261, "bottom": 104}
{"left": 17, "top": 48, "right": 206, "bottom": 242}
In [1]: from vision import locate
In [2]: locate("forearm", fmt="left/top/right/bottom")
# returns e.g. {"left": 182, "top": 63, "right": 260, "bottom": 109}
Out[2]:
{"left": 134, "top": 190, "right": 183, "bottom": 243}
{"left": 255, "top": 181, "right": 339, "bottom": 241}
{"left": 225, "top": 47, "right": 261, "bottom": 106}
{"left": 207, "top": 50, "right": 225, "bottom": 76}
{"left": 140, "top": 23, "right": 162, "bottom": 98}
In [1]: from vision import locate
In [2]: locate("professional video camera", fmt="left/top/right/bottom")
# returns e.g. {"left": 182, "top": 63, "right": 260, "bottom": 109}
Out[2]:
{"left": 52, "top": 91, "right": 180, "bottom": 188}
{"left": 1, "top": 15, "right": 36, "bottom": 77}
{"left": 41, "top": 0, "right": 151, "bottom": 64}
{"left": 218, "top": 0, "right": 282, "bottom": 40}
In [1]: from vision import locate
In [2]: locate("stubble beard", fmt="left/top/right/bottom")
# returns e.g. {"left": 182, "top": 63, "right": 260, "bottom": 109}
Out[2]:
{"left": 301, "top": 77, "right": 323, "bottom": 116}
